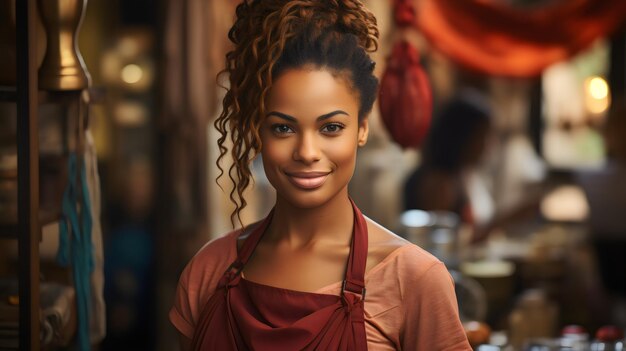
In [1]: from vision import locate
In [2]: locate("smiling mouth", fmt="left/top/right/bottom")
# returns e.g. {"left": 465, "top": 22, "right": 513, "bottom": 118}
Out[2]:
{"left": 284, "top": 171, "right": 331, "bottom": 190}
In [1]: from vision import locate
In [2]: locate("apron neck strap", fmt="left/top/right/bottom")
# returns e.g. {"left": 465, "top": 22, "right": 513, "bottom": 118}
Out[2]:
{"left": 342, "top": 198, "right": 367, "bottom": 298}
{"left": 231, "top": 208, "right": 275, "bottom": 271}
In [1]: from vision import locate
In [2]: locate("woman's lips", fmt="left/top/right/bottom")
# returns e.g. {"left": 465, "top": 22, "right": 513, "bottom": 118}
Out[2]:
{"left": 285, "top": 171, "right": 330, "bottom": 190}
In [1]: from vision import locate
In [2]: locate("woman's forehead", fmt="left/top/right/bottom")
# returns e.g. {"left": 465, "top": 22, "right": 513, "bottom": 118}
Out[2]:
{"left": 267, "top": 68, "right": 359, "bottom": 116}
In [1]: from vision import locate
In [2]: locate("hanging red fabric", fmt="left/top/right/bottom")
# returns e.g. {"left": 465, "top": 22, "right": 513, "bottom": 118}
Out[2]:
{"left": 379, "top": 0, "right": 433, "bottom": 149}
{"left": 379, "top": 40, "right": 433, "bottom": 149}
{"left": 414, "top": 0, "right": 626, "bottom": 77}
{"left": 190, "top": 199, "right": 369, "bottom": 350}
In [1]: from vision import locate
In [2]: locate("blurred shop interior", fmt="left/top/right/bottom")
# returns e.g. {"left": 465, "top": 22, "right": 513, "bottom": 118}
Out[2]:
{"left": 1, "top": 0, "right": 626, "bottom": 350}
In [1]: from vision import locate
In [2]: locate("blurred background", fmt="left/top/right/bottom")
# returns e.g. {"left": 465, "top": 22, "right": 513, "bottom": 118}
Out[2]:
{"left": 1, "top": 0, "right": 626, "bottom": 350}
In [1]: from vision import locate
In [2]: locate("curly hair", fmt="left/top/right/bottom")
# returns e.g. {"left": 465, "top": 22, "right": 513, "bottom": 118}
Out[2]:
{"left": 215, "top": 0, "right": 380, "bottom": 227}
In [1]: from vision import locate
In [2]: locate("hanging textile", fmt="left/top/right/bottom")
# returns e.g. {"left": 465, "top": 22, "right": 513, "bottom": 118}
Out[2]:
{"left": 379, "top": 0, "right": 433, "bottom": 149}
{"left": 414, "top": 0, "right": 626, "bottom": 77}
{"left": 84, "top": 130, "right": 106, "bottom": 344}
{"left": 57, "top": 151, "right": 93, "bottom": 351}
{"left": 379, "top": 41, "right": 433, "bottom": 148}
{"left": 56, "top": 91, "right": 105, "bottom": 349}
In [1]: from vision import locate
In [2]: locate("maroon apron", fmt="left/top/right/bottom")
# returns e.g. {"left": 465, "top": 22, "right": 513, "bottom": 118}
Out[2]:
{"left": 191, "top": 199, "right": 368, "bottom": 350}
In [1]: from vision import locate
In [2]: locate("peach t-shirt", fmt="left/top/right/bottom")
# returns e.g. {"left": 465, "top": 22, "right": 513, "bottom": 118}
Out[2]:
{"left": 170, "top": 229, "right": 471, "bottom": 350}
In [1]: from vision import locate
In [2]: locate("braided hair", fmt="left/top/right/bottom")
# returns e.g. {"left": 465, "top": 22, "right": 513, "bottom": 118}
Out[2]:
{"left": 215, "top": 0, "right": 380, "bottom": 226}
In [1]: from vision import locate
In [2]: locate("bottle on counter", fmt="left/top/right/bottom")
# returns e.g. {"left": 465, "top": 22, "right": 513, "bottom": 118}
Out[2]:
{"left": 559, "top": 325, "right": 589, "bottom": 351}
{"left": 590, "top": 326, "right": 625, "bottom": 351}
{"left": 509, "top": 289, "right": 558, "bottom": 350}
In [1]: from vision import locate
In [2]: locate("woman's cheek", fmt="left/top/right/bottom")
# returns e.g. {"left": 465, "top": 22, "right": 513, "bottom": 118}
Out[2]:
{"left": 326, "top": 138, "right": 358, "bottom": 169}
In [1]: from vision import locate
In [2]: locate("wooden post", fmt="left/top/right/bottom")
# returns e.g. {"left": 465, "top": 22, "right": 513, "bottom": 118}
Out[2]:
{"left": 16, "top": 0, "right": 40, "bottom": 349}
{"left": 528, "top": 77, "right": 543, "bottom": 157}
{"left": 609, "top": 28, "right": 626, "bottom": 105}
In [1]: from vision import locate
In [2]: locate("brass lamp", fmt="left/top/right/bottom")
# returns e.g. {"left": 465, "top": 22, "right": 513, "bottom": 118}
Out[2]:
{"left": 38, "top": 0, "right": 91, "bottom": 91}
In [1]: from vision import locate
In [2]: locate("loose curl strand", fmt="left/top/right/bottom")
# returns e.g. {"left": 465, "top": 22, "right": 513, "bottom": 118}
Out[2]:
{"left": 215, "top": 0, "right": 379, "bottom": 228}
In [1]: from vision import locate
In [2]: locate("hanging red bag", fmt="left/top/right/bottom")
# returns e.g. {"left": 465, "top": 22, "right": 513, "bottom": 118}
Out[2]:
{"left": 379, "top": 0, "right": 433, "bottom": 149}
{"left": 379, "top": 40, "right": 432, "bottom": 149}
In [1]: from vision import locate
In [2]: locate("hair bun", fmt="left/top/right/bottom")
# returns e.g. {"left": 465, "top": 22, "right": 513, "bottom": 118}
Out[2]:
{"left": 232, "top": 0, "right": 378, "bottom": 52}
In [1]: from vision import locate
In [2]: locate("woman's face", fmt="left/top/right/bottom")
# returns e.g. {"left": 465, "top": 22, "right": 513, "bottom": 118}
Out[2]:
{"left": 260, "top": 68, "right": 368, "bottom": 209}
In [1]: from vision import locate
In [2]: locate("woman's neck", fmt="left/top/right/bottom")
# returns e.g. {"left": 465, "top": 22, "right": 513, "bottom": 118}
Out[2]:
{"left": 266, "top": 191, "right": 355, "bottom": 249}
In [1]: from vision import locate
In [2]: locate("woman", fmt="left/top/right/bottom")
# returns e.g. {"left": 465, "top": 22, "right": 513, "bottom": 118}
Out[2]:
{"left": 170, "top": 1, "right": 470, "bottom": 349}
{"left": 404, "top": 90, "right": 542, "bottom": 243}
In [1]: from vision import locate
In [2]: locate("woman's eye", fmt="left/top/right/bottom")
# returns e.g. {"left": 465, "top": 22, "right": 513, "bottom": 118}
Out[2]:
{"left": 321, "top": 123, "right": 344, "bottom": 134}
{"left": 271, "top": 124, "right": 294, "bottom": 134}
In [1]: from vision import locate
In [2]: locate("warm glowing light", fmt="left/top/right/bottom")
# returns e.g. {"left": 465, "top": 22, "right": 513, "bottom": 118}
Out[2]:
{"left": 585, "top": 76, "right": 610, "bottom": 115}
{"left": 587, "top": 77, "right": 608, "bottom": 100}
{"left": 540, "top": 185, "right": 589, "bottom": 222}
{"left": 121, "top": 64, "right": 143, "bottom": 84}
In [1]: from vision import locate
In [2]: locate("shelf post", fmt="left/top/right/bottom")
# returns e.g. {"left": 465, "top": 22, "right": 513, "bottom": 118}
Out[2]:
{"left": 16, "top": 0, "right": 41, "bottom": 349}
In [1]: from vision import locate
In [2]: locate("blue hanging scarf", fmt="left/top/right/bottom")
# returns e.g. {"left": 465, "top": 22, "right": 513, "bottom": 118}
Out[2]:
{"left": 57, "top": 152, "right": 93, "bottom": 351}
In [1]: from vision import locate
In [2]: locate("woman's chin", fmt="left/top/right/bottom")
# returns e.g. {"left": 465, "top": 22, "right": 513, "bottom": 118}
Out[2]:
{"left": 274, "top": 187, "right": 347, "bottom": 210}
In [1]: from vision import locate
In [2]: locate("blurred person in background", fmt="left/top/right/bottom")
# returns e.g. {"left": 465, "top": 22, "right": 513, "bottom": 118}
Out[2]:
{"left": 403, "top": 90, "right": 542, "bottom": 243}
{"left": 403, "top": 91, "right": 493, "bottom": 241}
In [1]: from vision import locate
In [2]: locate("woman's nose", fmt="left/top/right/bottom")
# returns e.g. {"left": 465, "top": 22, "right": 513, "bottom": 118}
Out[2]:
{"left": 293, "top": 132, "right": 321, "bottom": 164}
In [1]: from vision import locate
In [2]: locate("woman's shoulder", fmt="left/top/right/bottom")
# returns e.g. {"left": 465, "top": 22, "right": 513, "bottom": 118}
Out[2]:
{"left": 182, "top": 219, "right": 266, "bottom": 284}
{"left": 179, "top": 228, "right": 242, "bottom": 288}
{"left": 365, "top": 217, "right": 452, "bottom": 296}
{"left": 365, "top": 217, "right": 442, "bottom": 274}
{"left": 369, "top": 244, "right": 447, "bottom": 290}
{"left": 191, "top": 229, "right": 240, "bottom": 264}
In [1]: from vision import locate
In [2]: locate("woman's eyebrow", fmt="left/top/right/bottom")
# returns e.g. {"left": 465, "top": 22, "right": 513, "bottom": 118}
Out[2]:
{"left": 266, "top": 111, "right": 297, "bottom": 122}
{"left": 266, "top": 110, "right": 349, "bottom": 122}
{"left": 317, "top": 110, "right": 349, "bottom": 121}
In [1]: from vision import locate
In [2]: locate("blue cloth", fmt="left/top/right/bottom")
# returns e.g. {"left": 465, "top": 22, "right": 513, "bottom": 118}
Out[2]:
{"left": 57, "top": 153, "right": 94, "bottom": 350}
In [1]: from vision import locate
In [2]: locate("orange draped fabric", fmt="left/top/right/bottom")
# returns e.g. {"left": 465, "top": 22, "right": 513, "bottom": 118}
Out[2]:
{"left": 414, "top": 0, "right": 626, "bottom": 77}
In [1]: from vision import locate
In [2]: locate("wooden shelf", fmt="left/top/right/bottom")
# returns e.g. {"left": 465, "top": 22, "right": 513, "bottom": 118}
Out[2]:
{"left": 1, "top": 155, "right": 68, "bottom": 180}
{"left": 0, "top": 86, "right": 105, "bottom": 104}
{"left": 0, "top": 86, "right": 74, "bottom": 104}
{"left": 0, "top": 208, "right": 61, "bottom": 240}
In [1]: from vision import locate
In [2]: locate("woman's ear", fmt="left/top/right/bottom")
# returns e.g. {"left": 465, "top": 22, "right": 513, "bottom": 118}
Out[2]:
{"left": 358, "top": 118, "right": 369, "bottom": 147}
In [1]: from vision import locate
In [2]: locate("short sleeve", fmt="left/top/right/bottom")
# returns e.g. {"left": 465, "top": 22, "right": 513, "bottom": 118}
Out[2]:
{"left": 401, "top": 261, "right": 471, "bottom": 351}
{"left": 170, "top": 265, "right": 196, "bottom": 339}
{"left": 168, "top": 230, "right": 240, "bottom": 339}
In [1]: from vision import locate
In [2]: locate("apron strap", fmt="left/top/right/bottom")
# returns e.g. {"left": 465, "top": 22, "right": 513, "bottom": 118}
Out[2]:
{"left": 219, "top": 209, "right": 275, "bottom": 286}
{"left": 342, "top": 198, "right": 368, "bottom": 299}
